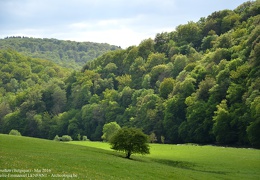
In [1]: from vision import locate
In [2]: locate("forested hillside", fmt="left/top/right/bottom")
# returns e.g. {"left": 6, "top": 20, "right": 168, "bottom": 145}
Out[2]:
{"left": 0, "top": 37, "right": 120, "bottom": 70}
{"left": 0, "top": 1, "right": 259, "bottom": 148}
{"left": 0, "top": 49, "right": 70, "bottom": 138}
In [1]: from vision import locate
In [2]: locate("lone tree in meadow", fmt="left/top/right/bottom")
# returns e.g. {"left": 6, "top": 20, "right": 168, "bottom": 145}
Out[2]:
{"left": 110, "top": 127, "right": 150, "bottom": 159}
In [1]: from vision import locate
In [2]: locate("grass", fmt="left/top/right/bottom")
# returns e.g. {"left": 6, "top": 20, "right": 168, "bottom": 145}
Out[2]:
{"left": 1, "top": 134, "right": 260, "bottom": 179}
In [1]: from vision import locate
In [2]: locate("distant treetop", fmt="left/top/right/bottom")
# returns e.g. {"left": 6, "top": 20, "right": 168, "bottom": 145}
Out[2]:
{"left": 0, "top": 37, "right": 121, "bottom": 70}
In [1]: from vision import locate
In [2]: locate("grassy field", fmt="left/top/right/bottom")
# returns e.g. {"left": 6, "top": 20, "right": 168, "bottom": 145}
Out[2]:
{"left": 1, "top": 134, "right": 259, "bottom": 179}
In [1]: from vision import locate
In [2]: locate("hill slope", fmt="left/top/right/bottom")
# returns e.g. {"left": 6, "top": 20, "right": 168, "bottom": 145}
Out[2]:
{"left": 0, "top": 1, "right": 259, "bottom": 147}
{"left": 1, "top": 134, "right": 259, "bottom": 179}
{"left": 0, "top": 37, "right": 120, "bottom": 70}
{"left": 65, "top": 1, "right": 260, "bottom": 146}
{"left": 0, "top": 49, "right": 70, "bottom": 138}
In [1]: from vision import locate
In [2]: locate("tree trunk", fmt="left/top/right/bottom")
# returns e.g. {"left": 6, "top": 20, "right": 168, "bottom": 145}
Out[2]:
{"left": 126, "top": 151, "right": 131, "bottom": 159}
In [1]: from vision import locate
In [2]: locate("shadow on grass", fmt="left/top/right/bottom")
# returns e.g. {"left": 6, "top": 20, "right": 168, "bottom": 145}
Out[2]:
{"left": 77, "top": 144, "right": 146, "bottom": 162}
{"left": 107, "top": 152, "right": 148, "bottom": 163}
{"left": 104, "top": 150, "right": 228, "bottom": 175}
{"left": 152, "top": 159, "right": 228, "bottom": 175}
{"left": 152, "top": 159, "right": 195, "bottom": 169}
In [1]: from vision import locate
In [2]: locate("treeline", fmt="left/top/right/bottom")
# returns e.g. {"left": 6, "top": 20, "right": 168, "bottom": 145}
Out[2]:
{"left": 0, "top": 1, "right": 259, "bottom": 148}
{"left": 0, "top": 37, "right": 120, "bottom": 70}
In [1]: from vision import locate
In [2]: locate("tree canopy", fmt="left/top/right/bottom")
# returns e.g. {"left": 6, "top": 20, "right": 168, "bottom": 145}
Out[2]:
{"left": 101, "top": 121, "right": 121, "bottom": 142}
{"left": 0, "top": 37, "right": 120, "bottom": 70}
{"left": 110, "top": 127, "right": 150, "bottom": 158}
{"left": 0, "top": 1, "right": 259, "bottom": 148}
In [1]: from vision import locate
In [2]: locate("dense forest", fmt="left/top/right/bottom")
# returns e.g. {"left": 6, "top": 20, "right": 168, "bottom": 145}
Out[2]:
{"left": 0, "top": 1, "right": 259, "bottom": 148}
{"left": 0, "top": 37, "right": 120, "bottom": 70}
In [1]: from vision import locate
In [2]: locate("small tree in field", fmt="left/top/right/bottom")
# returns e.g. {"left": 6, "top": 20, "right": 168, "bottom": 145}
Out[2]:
{"left": 82, "top": 136, "right": 89, "bottom": 141}
{"left": 110, "top": 127, "right": 150, "bottom": 159}
{"left": 61, "top": 135, "right": 73, "bottom": 141}
{"left": 53, "top": 135, "right": 61, "bottom": 141}
{"left": 9, "top": 129, "right": 21, "bottom": 136}
{"left": 149, "top": 132, "right": 157, "bottom": 143}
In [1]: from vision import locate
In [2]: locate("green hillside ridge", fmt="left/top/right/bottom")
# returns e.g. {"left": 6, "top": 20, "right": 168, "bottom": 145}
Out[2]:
{"left": 1, "top": 134, "right": 259, "bottom": 179}
{"left": 0, "top": 1, "right": 259, "bottom": 148}
{"left": 0, "top": 37, "right": 120, "bottom": 70}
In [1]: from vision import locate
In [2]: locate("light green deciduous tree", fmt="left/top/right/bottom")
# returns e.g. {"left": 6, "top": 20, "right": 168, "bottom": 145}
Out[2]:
{"left": 101, "top": 121, "right": 121, "bottom": 142}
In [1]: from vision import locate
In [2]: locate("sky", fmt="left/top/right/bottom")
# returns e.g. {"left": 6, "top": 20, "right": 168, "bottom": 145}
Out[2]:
{"left": 0, "top": 0, "right": 249, "bottom": 48}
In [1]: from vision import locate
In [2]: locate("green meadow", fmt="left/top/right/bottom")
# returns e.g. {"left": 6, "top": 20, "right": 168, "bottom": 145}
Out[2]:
{"left": 1, "top": 134, "right": 259, "bottom": 179}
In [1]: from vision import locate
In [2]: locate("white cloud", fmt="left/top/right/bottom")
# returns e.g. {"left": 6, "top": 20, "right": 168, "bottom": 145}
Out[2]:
{"left": 97, "top": 19, "right": 120, "bottom": 27}
{"left": 0, "top": 0, "right": 248, "bottom": 48}
{"left": 69, "top": 22, "right": 93, "bottom": 29}
{"left": 78, "top": 28, "right": 145, "bottom": 48}
{"left": 64, "top": 17, "right": 154, "bottom": 48}
{"left": 58, "top": 25, "right": 150, "bottom": 48}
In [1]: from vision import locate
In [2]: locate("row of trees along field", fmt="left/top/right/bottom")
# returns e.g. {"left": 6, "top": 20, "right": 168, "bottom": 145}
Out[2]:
{"left": 0, "top": 1, "right": 259, "bottom": 148}
{"left": 0, "top": 37, "right": 120, "bottom": 70}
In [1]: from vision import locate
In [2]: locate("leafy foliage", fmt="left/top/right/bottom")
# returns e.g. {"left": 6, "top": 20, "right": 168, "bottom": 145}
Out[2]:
{"left": 110, "top": 127, "right": 150, "bottom": 158}
{"left": 0, "top": 37, "right": 120, "bottom": 70}
{"left": 0, "top": 1, "right": 259, "bottom": 148}
{"left": 53, "top": 135, "right": 61, "bottom": 141}
{"left": 61, "top": 135, "right": 73, "bottom": 141}
{"left": 9, "top": 129, "right": 22, "bottom": 136}
{"left": 101, "top": 121, "right": 121, "bottom": 142}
